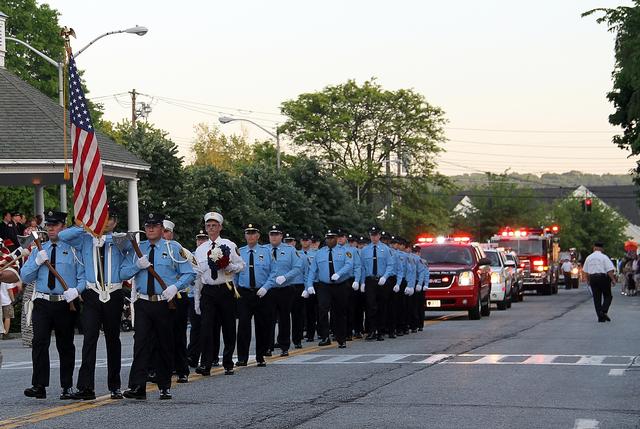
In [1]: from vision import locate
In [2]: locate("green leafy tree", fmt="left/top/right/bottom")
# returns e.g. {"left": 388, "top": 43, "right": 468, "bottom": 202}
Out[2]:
{"left": 192, "top": 124, "right": 253, "bottom": 173}
{"left": 452, "top": 174, "right": 545, "bottom": 241}
{"left": 550, "top": 198, "right": 628, "bottom": 259}
{"left": 583, "top": 4, "right": 640, "bottom": 183}
{"left": 0, "top": 187, "right": 60, "bottom": 218}
{"left": 280, "top": 78, "right": 447, "bottom": 203}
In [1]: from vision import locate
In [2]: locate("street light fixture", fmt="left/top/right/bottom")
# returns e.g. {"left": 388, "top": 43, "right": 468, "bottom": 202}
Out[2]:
{"left": 218, "top": 116, "right": 281, "bottom": 170}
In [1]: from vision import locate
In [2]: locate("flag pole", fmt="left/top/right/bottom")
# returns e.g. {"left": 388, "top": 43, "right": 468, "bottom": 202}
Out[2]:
{"left": 60, "top": 27, "right": 75, "bottom": 181}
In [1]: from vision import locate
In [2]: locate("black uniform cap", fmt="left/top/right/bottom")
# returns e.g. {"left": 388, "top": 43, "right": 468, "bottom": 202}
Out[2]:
{"left": 144, "top": 212, "right": 165, "bottom": 226}
{"left": 44, "top": 210, "right": 67, "bottom": 225}
{"left": 269, "top": 224, "right": 283, "bottom": 234}
{"left": 244, "top": 223, "right": 260, "bottom": 233}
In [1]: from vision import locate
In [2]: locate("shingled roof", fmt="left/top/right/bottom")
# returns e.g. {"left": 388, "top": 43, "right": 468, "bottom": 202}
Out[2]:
{"left": 0, "top": 67, "right": 148, "bottom": 185}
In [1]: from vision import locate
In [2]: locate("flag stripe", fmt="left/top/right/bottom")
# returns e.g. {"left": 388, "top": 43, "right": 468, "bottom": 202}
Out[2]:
{"left": 68, "top": 54, "right": 108, "bottom": 236}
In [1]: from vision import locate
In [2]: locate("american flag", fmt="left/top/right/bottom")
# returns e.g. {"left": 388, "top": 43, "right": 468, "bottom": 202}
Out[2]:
{"left": 68, "top": 53, "right": 108, "bottom": 236}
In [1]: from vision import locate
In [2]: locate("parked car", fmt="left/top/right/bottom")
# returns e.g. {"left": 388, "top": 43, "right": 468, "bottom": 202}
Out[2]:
{"left": 504, "top": 251, "right": 524, "bottom": 302}
{"left": 484, "top": 249, "right": 513, "bottom": 310}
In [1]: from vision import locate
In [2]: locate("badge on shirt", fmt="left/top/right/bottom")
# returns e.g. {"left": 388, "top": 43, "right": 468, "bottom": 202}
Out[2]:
{"left": 346, "top": 252, "right": 352, "bottom": 258}
{"left": 259, "top": 254, "right": 264, "bottom": 261}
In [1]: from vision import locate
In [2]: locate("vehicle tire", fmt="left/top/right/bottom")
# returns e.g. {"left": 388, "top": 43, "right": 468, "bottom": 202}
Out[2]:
{"left": 506, "top": 292, "right": 512, "bottom": 308}
{"left": 468, "top": 292, "right": 482, "bottom": 320}
{"left": 497, "top": 294, "right": 507, "bottom": 310}
{"left": 552, "top": 283, "right": 558, "bottom": 294}
{"left": 481, "top": 294, "right": 491, "bottom": 317}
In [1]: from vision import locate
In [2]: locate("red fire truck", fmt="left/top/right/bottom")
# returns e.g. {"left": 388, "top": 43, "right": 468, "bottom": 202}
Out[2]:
{"left": 489, "top": 227, "right": 561, "bottom": 295}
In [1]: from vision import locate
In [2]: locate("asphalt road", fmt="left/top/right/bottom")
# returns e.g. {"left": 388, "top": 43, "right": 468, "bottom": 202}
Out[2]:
{"left": 0, "top": 284, "right": 639, "bottom": 429}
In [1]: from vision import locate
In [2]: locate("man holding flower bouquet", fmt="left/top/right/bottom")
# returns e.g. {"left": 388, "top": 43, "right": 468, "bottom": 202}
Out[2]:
{"left": 193, "top": 212, "right": 245, "bottom": 376}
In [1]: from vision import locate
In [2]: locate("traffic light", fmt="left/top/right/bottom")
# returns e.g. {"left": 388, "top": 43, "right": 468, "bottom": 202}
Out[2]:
{"left": 585, "top": 198, "right": 592, "bottom": 212}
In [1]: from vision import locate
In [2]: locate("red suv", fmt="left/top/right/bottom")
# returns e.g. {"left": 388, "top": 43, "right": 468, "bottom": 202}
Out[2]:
{"left": 417, "top": 237, "right": 492, "bottom": 320}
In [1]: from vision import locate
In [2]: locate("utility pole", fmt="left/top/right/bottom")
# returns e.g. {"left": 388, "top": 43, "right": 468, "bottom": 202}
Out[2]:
{"left": 129, "top": 89, "right": 137, "bottom": 127}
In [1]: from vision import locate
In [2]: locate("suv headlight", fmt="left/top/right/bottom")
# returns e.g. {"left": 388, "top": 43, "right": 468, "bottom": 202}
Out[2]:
{"left": 491, "top": 272, "right": 501, "bottom": 284}
{"left": 458, "top": 271, "right": 475, "bottom": 286}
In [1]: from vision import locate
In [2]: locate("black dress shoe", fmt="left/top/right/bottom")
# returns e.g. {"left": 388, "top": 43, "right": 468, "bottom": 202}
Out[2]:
{"left": 403, "top": 329, "right": 410, "bottom": 335}
{"left": 60, "top": 387, "right": 78, "bottom": 400}
{"left": 294, "top": 343, "right": 302, "bottom": 349}
{"left": 257, "top": 361, "right": 267, "bottom": 367}
{"left": 418, "top": 327, "right": 423, "bottom": 332}
{"left": 306, "top": 337, "right": 315, "bottom": 342}
{"left": 346, "top": 336, "right": 353, "bottom": 341}
{"left": 264, "top": 350, "right": 273, "bottom": 357}
{"left": 604, "top": 313, "right": 611, "bottom": 322}
{"left": 598, "top": 317, "right": 606, "bottom": 322}
{"left": 236, "top": 361, "right": 248, "bottom": 367}
{"left": 395, "top": 331, "right": 403, "bottom": 337}
{"left": 318, "top": 338, "right": 331, "bottom": 346}
{"left": 365, "top": 333, "right": 376, "bottom": 341}
{"left": 388, "top": 333, "right": 396, "bottom": 339}
{"left": 195, "top": 366, "right": 211, "bottom": 376}
{"left": 159, "top": 389, "right": 172, "bottom": 400}
{"left": 376, "top": 334, "right": 385, "bottom": 341}
{"left": 224, "top": 369, "right": 234, "bottom": 375}
{"left": 110, "top": 389, "right": 123, "bottom": 399}
{"left": 71, "top": 389, "right": 96, "bottom": 400}
{"left": 123, "top": 386, "right": 147, "bottom": 400}
{"left": 177, "top": 375, "right": 188, "bottom": 383}
{"left": 411, "top": 329, "right": 418, "bottom": 333}
{"left": 353, "top": 332, "right": 363, "bottom": 339}
{"left": 280, "top": 350, "right": 289, "bottom": 357}
{"left": 338, "top": 342, "right": 346, "bottom": 349}
{"left": 24, "top": 385, "right": 46, "bottom": 399}
{"left": 212, "top": 361, "right": 220, "bottom": 367}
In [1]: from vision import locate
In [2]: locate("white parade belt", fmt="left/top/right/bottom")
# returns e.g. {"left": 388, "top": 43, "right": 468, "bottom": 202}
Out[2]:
{"left": 33, "top": 292, "right": 66, "bottom": 302}
{"left": 86, "top": 282, "right": 122, "bottom": 303}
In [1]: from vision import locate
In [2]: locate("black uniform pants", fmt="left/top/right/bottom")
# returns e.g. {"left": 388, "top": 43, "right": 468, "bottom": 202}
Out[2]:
{"left": 77, "top": 289, "right": 123, "bottom": 391}
{"left": 590, "top": 274, "right": 613, "bottom": 317}
{"left": 393, "top": 280, "right": 409, "bottom": 332}
{"left": 291, "top": 284, "right": 305, "bottom": 345}
{"left": 129, "top": 299, "right": 173, "bottom": 390}
{"left": 305, "top": 290, "right": 318, "bottom": 340}
{"left": 237, "top": 288, "right": 272, "bottom": 363}
{"left": 31, "top": 298, "right": 77, "bottom": 388}
{"left": 364, "top": 277, "right": 389, "bottom": 335}
{"left": 200, "top": 284, "right": 236, "bottom": 371}
{"left": 383, "top": 276, "right": 397, "bottom": 334}
{"left": 564, "top": 271, "right": 572, "bottom": 289}
{"left": 317, "top": 281, "right": 350, "bottom": 343}
{"left": 269, "top": 287, "right": 294, "bottom": 351}
{"left": 409, "top": 289, "right": 424, "bottom": 329}
{"left": 172, "top": 294, "right": 190, "bottom": 376}
{"left": 187, "top": 297, "right": 202, "bottom": 366}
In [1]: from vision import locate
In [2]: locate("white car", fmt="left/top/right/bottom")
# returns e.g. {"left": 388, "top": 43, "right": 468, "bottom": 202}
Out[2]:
{"left": 484, "top": 249, "right": 513, "bottom": 310}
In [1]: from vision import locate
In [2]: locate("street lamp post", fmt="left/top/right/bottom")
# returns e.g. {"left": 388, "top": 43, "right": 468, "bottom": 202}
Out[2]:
{"left": 219, "top": 116, "right": 281, "bottom": 170}
{"left": 4, "top": 23, "right": 147, "bottom": 214}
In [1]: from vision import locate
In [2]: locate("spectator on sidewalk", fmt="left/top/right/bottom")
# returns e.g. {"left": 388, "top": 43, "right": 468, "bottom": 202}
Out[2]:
{"left": 1, "top": 281, "right": 20, "bottom": 339}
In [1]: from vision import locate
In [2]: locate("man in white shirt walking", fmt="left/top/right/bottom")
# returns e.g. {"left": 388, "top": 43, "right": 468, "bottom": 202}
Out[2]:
{"left": 582, "top": 242, "right": 617, "bottom": 322}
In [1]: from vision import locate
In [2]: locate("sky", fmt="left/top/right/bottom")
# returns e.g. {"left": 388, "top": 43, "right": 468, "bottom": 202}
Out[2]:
{"left": 36, "top": 0, "right": 637, "bottom": 176}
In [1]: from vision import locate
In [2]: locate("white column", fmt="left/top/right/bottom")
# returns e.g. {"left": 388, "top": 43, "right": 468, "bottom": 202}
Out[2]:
{"left": 34, "top": 185, "right": 44, "bottom": 219}
{"left": 59, "top": 184, "right": 67, "bottom": 212}
{"left": 127, "top": 179, "right": 140, "bottom": 234}
{"left": 0, "top": 12, "right": 7, "bottom": 69}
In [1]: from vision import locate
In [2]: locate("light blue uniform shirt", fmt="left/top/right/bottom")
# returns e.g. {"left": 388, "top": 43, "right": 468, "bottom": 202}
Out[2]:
{"left": 394, "top": 249, "right": 407, "bottom": 285}
{"left": 305, "top": 245, "right": 354, "bottom": 288}
{"left": 360, "top": 242, "right": 394, "bottom": 279}
{"left": 268, "top": 243, "right": 303, "bottom": 288}
{"left": 339, "top": 244, "right": 362, "bottom": 283}
{"left": 235, "top": 244, "right": 277, "bottom": 290}
{"left": 57, "top": 226, "right": 126, "bottom": 285}
{"left": 120, "top": 238, "right": 195, "bottom": 294}
{"left": 417, "top": 255, "right": 429, "bottom": 288}
{"left": 21, "top": 240, "right": 86, "bottom": 294}
{"left": 403, "top": 251, "right": 417, "bottom": 287}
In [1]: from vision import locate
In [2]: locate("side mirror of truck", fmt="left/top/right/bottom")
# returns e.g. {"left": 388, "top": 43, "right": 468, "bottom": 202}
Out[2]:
{"left": 478, "top": 257, "right": 492, "bottom": 267}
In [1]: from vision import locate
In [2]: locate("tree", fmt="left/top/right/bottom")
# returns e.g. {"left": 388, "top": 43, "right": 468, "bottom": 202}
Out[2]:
{"left": 191, "top": 123, "right": 253, "bottom": 173}
{"left": 583, "top": 4, "right": 640, "bottom": 183}
{"left": 280, "top": 78, "right": 447, "bottom": 203}
{"left": 106, "top": 121, "right": 185, "bottom": 229}
{"left": 550, "top": 198, "right": 628, "bottom": 259}
{"left": 451, "top": 174, "right": 545, "bottom": 241}
{"left": 0, "top": 187, "right": 60, "bottom": 218}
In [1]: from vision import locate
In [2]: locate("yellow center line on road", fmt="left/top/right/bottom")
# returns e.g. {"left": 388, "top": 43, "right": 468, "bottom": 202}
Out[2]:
{"left": 0, "top": 314, "right": 455, "bottom": 428}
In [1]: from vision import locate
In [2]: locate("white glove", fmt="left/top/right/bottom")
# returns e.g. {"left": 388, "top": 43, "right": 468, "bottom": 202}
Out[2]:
{"left": 161, "top": 285, "right": 178, "bottom": 301}
{"left": 136, "top": 255, "right": 151, "bottom": 270}
{"left": 63, "top": 288, "right": 79, "bottom": 302}
{"left": 301, "top": 290, "right": 309, "bottom": 299}
{"left": 393, "top": 284, "right": 400, "bottom": 293}
{"left": 404, "top": 287, "right": 414, "bottom": 296}
{"left": 360, "top": 283, "right": 365, "bottom": 293}
{"left": 276, "top": 275, "right": 286, "bottom": 285}
{"left": 257, "top": 287, "right": 267, "bottom": 298}
{"left": 415, "top": 284, "right": 423, "bottom": 292}
{"left": 352, "top": 281, "right": 359, "bottom": 291}
{"left": 331, "top": 273, "right": 340, "bottom": 281}
{"left": 307, "top": 286, "right": 316, "bottom": 295}
{"left": 35, "top": 249, "right": 49, "bottom": 266}
{"left": 130, "top": 288, "right": 138, "bottom": 303}
{"left": 378, "top": 276, "right": 387, "bottom": 286}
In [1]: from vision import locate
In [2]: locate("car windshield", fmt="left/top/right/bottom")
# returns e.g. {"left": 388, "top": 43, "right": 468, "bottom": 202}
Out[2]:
{"left": 496, "top": 240, "right": 543, "bottom": 255}
{"left": 420, "top": 245, "right": 474, "bottom": 265}
{"left": 484, "top": 251, "right": 502, "bottom": 267}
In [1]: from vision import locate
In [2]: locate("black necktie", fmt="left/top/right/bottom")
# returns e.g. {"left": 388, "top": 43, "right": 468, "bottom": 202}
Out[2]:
{"left": 329, "top": 247, "right": 335, "bottom": 279}
{"left": 272, "top": 247, "right": 278, "bottom": 261}
{"left": 146, "top": 244, "right": 155, "bottom": 296}
{"left": 249, "top": 250, "right": 256, "bottom": 289}
{"left": 98, "top": 242, "right": 106, "bottom": 285}
{"left": 47, "top": 243, "right": 57, "bottom": 290}
{"left": 373, "top": 245, "right": 378, "bottom": 276}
